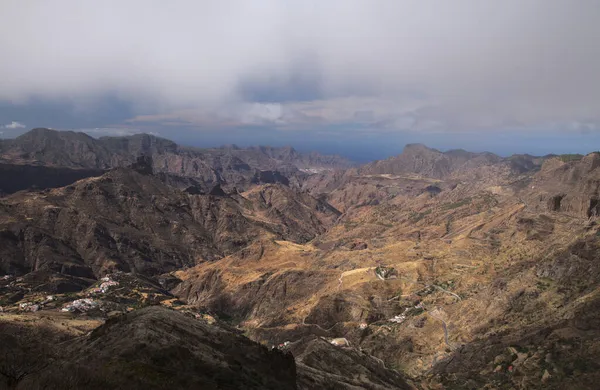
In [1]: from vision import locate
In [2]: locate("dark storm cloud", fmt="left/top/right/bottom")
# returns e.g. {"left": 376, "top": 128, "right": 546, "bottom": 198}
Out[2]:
{"left": 0, "top": 0, "right": 599, "bottom": 133}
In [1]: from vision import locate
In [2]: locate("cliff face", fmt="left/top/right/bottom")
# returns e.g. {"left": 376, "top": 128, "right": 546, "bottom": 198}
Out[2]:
{"left": 0, "top": 128, "right": 352, "bottom": 193}
{"left": 521, "top": 153, "right": 600, "bottom": 218}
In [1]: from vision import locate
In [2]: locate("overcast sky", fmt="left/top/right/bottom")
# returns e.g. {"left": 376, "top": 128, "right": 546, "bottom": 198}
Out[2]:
{"left": 1, "top": 1, "right": 600, "bottom": 160}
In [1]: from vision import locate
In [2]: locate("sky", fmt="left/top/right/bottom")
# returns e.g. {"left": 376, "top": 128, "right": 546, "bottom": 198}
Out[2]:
{"left": 1, "top": 1, "right": 600, "bottom": 161}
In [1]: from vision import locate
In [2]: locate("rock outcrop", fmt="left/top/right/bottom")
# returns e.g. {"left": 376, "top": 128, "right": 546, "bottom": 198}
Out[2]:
{"left": 523, "top": 153, "right": 600, "bottom": 217}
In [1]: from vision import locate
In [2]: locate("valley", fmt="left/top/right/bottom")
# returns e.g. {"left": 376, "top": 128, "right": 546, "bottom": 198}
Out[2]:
{"left": 1, "top": 129, "right": 600, "bottom": 389}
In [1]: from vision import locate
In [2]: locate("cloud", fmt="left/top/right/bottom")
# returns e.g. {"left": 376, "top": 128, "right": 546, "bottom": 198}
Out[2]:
{"left": 126, "top": 96, "right": 427, "bottom": 131}
{"left": 78, "top": 127, "right": 152, "bottom": 137}
{"left": 0, "top": 1, "right": 599, "bottom": 133}
{"left": 2, "top": 121, "right": 26, "bottom": 129}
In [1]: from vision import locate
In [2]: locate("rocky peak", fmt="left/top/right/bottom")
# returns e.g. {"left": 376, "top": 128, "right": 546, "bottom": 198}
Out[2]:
{"left": 14, "top": 128, "right": 96, "bottom": 149}
{"left": 581, "top": 152, "right": 600, "bottom": 172}
{"left": 356, "top": 143, "right": 507, "bottom": 180}
{"left": 539, "top": 157, "right": 566, "bottom": 173}
{"left": 402, "top": 143, "right": 441, "bottom": 154}
{"left": 17, "top": 127, "right": 61, "bottom": 139}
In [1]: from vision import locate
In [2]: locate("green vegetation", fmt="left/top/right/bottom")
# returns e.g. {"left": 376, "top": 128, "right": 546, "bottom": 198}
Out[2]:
{"left": 344, "top": 221, "right": 358, "bottom": 230}
{"left": 567, "top": 357, "right": 599, "bottom": 375}
{"left": 416, "top": 285, "right": 435, "bottom": 297}
{"left": 435, "top": 279, "right": 455, "bottom": 290}
{"left": 480, "top": 193, "right": 499, "bottom": 209}
{"left": 406, "top": 306, "right": 424, "bottom": 316}
{"left": 394, "top": 287, "right": 403, "bottom": 298}
{"left": 376, "top": 221, "right": 394, "bottom": 228}
{"left": 110, "top": 360, "right": 173, "bottom": 384}
{"left": 536, "top": 278, "right": 553, "bottom": 292}
{"left": 409, "top": 209, "right": 431, "bottom": 223}
{"left": 512, "top": 345, "right": 529, "bottom": 354}
{"left": 557, "top": 154, "right": 584, "bottom": 162}
{"left": 490, "top": 238, "right": 501, "bottom": 249}
{"left": 441, "top": 198, "right": 472, "bottom": 211}
{"left": 445, "top": 218, "right": 452, "bottom": 235}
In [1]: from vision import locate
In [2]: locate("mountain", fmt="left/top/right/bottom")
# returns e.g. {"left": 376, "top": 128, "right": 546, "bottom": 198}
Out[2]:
{"left": 0, "top": 157, "right": 340, "bottom": 285}
{"left": 357, "top": 143, "right": 504, "bottom": 179}
{"left": 301, "top": 143, "right": 546, "bottom": 211}
{"left": 0, "top": 305, "right": 415, "bottom": 389}
{"left": 521, "top": 152, "right": 600, "bottom": 218}
{"left": 2, "top": 137, "right": 600, "bottom": 389}
{"left": 173, "top": 148, "right": 600, "bottom": 389}
{"left": 0, "top": 128, "right": 353, "bottom": 193}
{"left": 0, "top": 306, "right": 298, "bottom": 389}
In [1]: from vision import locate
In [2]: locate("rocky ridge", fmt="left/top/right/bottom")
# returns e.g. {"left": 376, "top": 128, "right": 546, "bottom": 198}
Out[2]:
{"left": 2, "top": 131, "right": 600, "bottom": 389}
{"left": 0, "top": 128, "right": 353, "bottom": 194}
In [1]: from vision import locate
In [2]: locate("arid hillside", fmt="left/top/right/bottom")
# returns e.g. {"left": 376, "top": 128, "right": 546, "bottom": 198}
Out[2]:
{"left": 1, "top": 131, "right": 599, "bottom": 389}
{"left": 176, "top": 147, "right": 600, "bottom": 389}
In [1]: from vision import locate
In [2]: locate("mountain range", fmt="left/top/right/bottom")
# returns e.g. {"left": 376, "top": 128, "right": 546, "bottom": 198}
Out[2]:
{"left": 1, "top": 128, "right": 600, "bottom": 389}
{"left": 0, "top": 128, "right": 352, "bottom": 195}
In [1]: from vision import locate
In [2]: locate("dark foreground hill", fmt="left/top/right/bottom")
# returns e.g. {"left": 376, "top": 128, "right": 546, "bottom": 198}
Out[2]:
{"left": 0, "top": 306, "right": 412, "bottom": 390}
{"left": 0, "top": 306, "right": 298, "bottom": 389}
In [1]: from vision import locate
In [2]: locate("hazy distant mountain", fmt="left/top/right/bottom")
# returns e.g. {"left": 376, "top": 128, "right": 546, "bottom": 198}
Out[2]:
{"left": 0, "top": 128, "right": 353, "bottom": 193}
{"left": 358, "top": 143, "right": 507, "bottom": 178}
{"left": 0, "top": 128, "right": 353, "bottom": 169}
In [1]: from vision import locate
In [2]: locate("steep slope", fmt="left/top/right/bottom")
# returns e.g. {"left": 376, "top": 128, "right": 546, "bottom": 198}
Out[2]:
{"left": 73, "top": 306, "right": 298, "bottom": 390}
{"left": 520, "top": 152, "right": 600, "bottom": 218}
{"left": 0, "top": 305, "right": 416, "bottom": 390}
{"left": 0, "top": 158, "right": 339, "bottom": 285}
{"left": 176, "top": 154, "right": 600, "bottom": 389}
{"left": 241, "top": 184, "right": 341, "bottom": 242}
{"left": 0, "top": 128, "right": 116, "bottom": 167}
{"left": 1, "top": 306, "right": 298, "bottom": 390}
{"left": 290, "top": 336, "right": 413, "bottom": 390}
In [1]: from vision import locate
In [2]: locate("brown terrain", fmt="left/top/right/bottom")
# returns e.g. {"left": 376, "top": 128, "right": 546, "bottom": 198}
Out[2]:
{"left": 1, "top": 129, "right": 599, "bottom": 389}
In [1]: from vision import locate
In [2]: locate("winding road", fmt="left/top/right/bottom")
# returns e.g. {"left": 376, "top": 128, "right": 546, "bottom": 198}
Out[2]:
{"left": 303, "top": 267, "right": 458, "bottom": 352}
{"left": 432, "top": 285, "right": 462, "bottom": 302}
{"left": 425, "top": 310, "right": 453, "bottom": 349}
